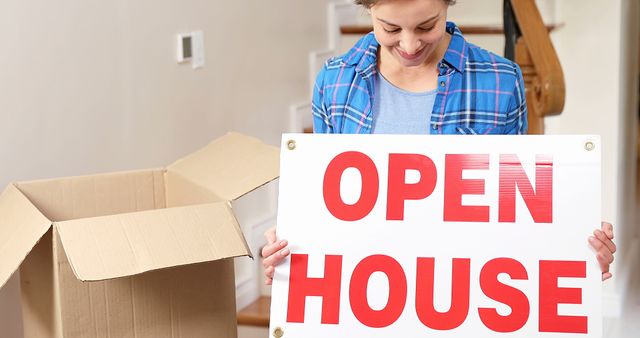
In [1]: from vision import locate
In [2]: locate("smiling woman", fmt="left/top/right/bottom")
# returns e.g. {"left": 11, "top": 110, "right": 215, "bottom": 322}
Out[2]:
{"left": 312, "top": 0, "right": 525, "bottom": 135}
{"left": 261, "top": 0, "right": 616, "bottom": 287}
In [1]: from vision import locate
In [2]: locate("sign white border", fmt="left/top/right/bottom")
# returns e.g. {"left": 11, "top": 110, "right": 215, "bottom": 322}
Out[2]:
{"left": 270, "top": 134, "right": 602, "bottom": 338}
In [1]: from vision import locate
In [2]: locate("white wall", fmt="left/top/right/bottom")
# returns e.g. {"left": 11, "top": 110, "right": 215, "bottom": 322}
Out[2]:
{"left": 0, "top": 0, "right": 332, "bottom": 336}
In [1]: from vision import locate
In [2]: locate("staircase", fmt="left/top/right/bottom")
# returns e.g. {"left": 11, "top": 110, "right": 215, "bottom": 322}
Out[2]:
{"left": 287, "top": 0, "right": 365, "bottom": 134}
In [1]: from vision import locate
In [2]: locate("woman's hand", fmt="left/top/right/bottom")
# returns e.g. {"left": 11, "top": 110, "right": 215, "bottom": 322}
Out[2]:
{"left": 261, "top": 226, "right": 290, "bottom": 285}
{"left": 588, "top": 221, "right": 616, "bottom": 281}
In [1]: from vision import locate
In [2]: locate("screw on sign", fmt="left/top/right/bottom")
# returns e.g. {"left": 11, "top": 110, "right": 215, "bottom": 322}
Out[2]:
{"left": 272, "top": 327, "right": 284, "bottom": 338}
{"left": 287, "top": 140, "right": 296, "bottom": 150}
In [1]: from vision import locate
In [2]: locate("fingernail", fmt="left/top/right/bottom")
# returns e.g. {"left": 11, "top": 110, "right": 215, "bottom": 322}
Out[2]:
{"left": 588, "top": 236, "right": 596, "bottom": 242}
{"left": 280, "top": 240, "right": 288, "bottom": 246}
{"left": 281, "top": 248, "right": 290, "bottom": 256}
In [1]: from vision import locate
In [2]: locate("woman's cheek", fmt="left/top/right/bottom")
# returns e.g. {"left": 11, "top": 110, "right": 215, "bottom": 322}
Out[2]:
{"left": 373, "top": 32, "right": 397, "bottom": 48}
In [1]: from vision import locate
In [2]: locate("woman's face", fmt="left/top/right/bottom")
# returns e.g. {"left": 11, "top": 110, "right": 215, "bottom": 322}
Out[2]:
{"left": 370, "top": 0, "right": 449, "bottom": 68}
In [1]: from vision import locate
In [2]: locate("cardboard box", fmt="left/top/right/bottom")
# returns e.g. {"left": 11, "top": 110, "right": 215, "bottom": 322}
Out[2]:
{"left": 0, "top": 132, "right": 279, "bottom": 338}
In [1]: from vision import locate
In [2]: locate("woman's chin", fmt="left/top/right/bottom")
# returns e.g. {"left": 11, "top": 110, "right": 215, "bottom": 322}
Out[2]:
{"left": 395, "top": 56, "right": 427, "bottom": 68}
{"left": 393, "top": 49, "right": 428, "bottom": 68}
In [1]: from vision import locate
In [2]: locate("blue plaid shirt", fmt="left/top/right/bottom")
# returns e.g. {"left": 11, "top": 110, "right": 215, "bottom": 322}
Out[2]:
{"left": 312, "top": 22, "right": 528, "bottom": 135}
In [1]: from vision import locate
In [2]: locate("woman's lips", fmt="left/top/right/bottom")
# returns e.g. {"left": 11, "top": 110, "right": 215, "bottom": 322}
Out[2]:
{"left": 396, "top": 47, "right": 426, "bottom": 61}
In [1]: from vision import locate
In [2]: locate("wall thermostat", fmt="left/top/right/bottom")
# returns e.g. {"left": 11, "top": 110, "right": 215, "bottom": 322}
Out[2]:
{"left": 177, "top": 31, "right": 205, "bottom": 69}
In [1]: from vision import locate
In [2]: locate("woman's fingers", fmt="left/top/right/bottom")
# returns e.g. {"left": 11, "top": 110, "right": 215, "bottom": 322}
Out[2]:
{"left": 261, "top": 239, "right": 288, "bottom": 260}
{"left": 596, "top": 248, "right": 614, "bottom": 271}
{"left": 262, "top": 244, "right": 291, "bottom": 269}
{"left": 261, "top": 226, "right": 291, "bottom": 284}
{"left": 265, "top": 265, "right": 275, "bottom": 279}
{"left": 594, "top": 229, "right": 617, "bottom": 254}
{"left": 261, "top": 239, "right": 290, "bottom": 285}
{"left": 595, "top": 222, "right": 615, "bottom": 282}
{"left": 261, "top": 226, "right": 290, "bottom": 267}
{"left": 601, "top": 221, "right": 614, "bottom": 239}
{"left": 589, "top": 236, "right": 614, "bottom": 275}
{"left": 262, "top": 246, "right": 290, "bottom": 285}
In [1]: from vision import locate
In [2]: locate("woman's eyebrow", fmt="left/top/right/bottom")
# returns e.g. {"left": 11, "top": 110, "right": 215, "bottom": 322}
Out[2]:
{"left": 417, "top": 15, "right": 439, "bottom": 26}
{"left": 377, "top": 14, "right": 439, "bottom": 27}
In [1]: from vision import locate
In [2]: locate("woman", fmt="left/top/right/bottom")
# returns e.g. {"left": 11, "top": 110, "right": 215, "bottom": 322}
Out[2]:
{"left": 263, "top": 0, "right": 615, "bottom": 283}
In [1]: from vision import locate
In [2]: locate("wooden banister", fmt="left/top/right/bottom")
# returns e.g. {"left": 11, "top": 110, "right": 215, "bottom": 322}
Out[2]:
{"left": 510, "top": 0, "right": 565, "bottom": 134}
{"left": 237, "top": 296, "right": 271, "bottom": 327}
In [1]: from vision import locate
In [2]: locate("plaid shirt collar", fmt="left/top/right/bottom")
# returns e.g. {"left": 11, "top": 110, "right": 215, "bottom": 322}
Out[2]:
{"left": 343, "top": 22, "right": 468, "bottom": 75}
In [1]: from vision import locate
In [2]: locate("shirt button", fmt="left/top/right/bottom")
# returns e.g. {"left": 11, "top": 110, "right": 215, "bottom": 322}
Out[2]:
{"left": 432, "top": 125, "right": 438, "bottom": 130}
{"left": 440, "top": 81, "right": 445, "bottom": 87}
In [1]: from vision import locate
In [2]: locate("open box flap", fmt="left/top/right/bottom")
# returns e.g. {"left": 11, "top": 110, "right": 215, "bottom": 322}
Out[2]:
{"left": 54, "top": 202, "right": 250, "bottom": 282}
{"left": 0, "top": 184, "right": 52, "bottom": 289}
{"left": 166, "top": 132, "right": 280, "bottom": 202}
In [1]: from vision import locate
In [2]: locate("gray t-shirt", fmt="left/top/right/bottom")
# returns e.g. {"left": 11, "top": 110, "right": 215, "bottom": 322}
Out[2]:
{"left": 371, "top": 72, "right": 436, "bottom": 134}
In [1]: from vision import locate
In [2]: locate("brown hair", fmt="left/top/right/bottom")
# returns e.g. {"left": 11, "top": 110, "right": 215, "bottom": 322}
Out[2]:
{"left": 354, "top": 0, "right": 456, "bottom": 8}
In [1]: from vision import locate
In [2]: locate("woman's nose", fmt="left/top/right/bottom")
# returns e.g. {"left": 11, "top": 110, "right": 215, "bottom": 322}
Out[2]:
{"left": 399, "top": 35, "right": 422, "bottom": 54}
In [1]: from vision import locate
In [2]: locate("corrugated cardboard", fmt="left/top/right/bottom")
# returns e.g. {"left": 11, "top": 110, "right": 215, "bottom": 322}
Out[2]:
{"left": 0, "top": 132, "right": 279, "bottom": 338}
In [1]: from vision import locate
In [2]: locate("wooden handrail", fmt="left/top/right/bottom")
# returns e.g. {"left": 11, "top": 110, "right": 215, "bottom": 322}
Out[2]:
{"left": 237, "top": 296, "right": 271, "bottom": 327}
{"left": 340, "top": 23, "right": 561, "bottom": 35}
{"left": 511, "top": 0, "right": 565, "bottom": 134}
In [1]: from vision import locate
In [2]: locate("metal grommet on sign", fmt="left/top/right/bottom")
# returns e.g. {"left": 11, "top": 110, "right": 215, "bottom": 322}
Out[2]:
{"left": 287, "top": 140, "right": 296, "bottom": 150}
{"left": 584, "top": 141, "right": 595, "bottom": 151}
{"left": 273, "top": 327, "right": 284, "bottom": 338}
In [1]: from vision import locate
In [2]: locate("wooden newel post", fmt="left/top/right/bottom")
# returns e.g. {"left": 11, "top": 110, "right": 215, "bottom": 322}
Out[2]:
{"left": 505, "top": 0, "right": 566, "bottom": 134}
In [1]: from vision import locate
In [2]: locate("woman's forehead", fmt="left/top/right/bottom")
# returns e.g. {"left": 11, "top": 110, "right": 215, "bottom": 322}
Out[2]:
{"left": 370, "top": 0, "right": 446, "bottom": 24}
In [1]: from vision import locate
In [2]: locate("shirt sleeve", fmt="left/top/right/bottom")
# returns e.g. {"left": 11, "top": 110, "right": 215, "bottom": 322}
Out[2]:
{"left": 504, "top": 63, "right": 528, "bottom": 135}
{"left": 311, "top": 63, "right": 332, "bottom": 133}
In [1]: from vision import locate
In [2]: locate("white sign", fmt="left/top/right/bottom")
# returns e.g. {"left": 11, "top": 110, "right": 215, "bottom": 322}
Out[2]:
{"left": 270, "top": 134, "right": 602, "bottom": 338}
